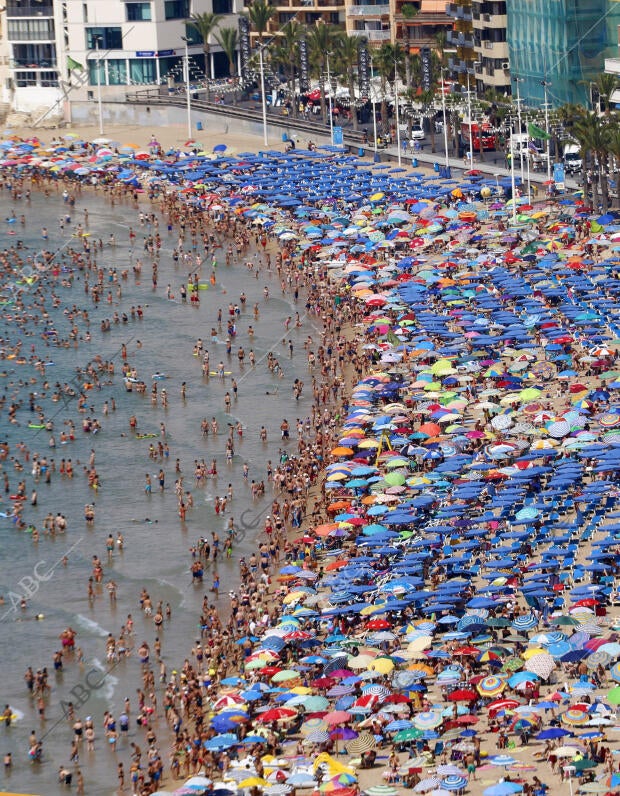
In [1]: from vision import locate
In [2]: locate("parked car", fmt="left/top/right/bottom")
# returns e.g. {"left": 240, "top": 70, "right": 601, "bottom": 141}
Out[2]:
{"left": 409, "top": 125, "right": 425, "bottom": 141}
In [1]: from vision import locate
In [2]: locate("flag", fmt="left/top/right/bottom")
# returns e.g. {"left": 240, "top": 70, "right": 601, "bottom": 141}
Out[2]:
{"left": 67, "top": 56, "right": 84, "bottom": 72}
{"left": 527, "top": 122, "right": 550, "bottom": 141}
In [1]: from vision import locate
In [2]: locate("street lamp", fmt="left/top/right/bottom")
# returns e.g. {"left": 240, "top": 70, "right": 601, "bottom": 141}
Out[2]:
{"left": 258, "top": 43, "right": 269, "bottom": 147}
{"left": 181, "top": 36, "right": 192, "bottom": 140}
{"left": 466, "top": 70, "right": 473, "bottom": 167}
{"left": 508, "top": 115, "right": 517, "bottom": 224}
{"left": 325, "top": 51, "right": 334, "bottom": 145}
{"left": 541, "top": 79, "right": 552, "bottom": 182}
{"left": 92, "top": 34, "right": 104, "bottom": 136}
{"left": 394, "top": 64, "right": 401, "bottom": 167}
{"left": 440, "top": 67, "right": 449, "bottom": 169}
{"left": 514, "top": 76, "right": 524, "bottom": 190}
{"left": 369, "top": 53, "right": 378, "bottom": 160}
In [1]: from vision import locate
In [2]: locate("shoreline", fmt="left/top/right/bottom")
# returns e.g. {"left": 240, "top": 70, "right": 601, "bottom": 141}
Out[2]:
{"left": 0, "top": 135, "right": 368, "bottom": 795}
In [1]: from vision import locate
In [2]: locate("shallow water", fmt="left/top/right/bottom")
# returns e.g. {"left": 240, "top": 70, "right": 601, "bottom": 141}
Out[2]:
{"left": 0, "top": 186, "right": 318, "bottom": 794}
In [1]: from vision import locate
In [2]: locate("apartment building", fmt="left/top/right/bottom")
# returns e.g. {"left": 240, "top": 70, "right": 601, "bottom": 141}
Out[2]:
{"left": 472, "top": 0, "right": 509, "bottom": 96}
{"left": 445, "top": 0, "right": 474, "bottom": 86}
{"left": 388, "top": 0, "right": 451, "bottom": 53}
{"left": 4, "top": 0, "right": 60, "bottom": 112}
{"left": 256, "top": 0, "right": 345, "bottom": 42}
{"left": 3, "top": 0, "right": 242, "bottom": 114}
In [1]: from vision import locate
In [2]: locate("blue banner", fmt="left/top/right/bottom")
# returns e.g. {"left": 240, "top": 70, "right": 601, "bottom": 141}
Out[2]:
{"left": 553, "top": 163, "right": 565, "bottom": 185}
{"left": 333, "top": 126, "right": 343, "bottom": 146}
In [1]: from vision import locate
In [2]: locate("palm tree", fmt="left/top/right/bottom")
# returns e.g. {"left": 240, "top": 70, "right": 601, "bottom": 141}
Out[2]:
{"left": 434, "top": 29, "right": 447, "bottom": 66}
{"left": 333, "top": 34, "right": 361, "bottom": 131}
{"left": 400, "top": 3, "right": 418, "bottom": 89}
{"left": 418, "top": 87, "right": 436, "bottom": 152}
{"left": 215, "top": 26, "right": 238, "bottom": 102}
{"left": 574, "top": 112, "right": 610, "bottom": 210}
{"left": 595, "top": 72, "right": 618, "bottom": 116}
{"left": 373, "top": 42, "right": 404, "bottom": 137}
{"left": 187, "top": 12, "right": 224, "bottom": 100}
{"left": 307, "top": 23, "right": 340, "bottom": 126}
{"left": 246, "top": 0, "right": 275, "bottom": 44}
{"left": 604, "top": 124, "right": 620, "bottom": 208}
{"left": 271, "top": 21, "right": 302, "bottom": 118}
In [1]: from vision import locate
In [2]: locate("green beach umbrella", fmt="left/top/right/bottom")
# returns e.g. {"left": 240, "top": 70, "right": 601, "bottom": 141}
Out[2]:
{"left": 393, "top": 727, "right": 423, "bottom": 742}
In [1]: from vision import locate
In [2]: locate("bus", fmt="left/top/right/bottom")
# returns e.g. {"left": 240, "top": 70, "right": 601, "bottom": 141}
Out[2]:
{"left": 461, "top": 121, "right": 497, "bottom": 151}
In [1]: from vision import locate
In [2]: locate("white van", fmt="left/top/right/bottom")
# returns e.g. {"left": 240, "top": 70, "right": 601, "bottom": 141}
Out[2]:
{"left": 564, "top": 143, "right": 582, "bottom": 173}
{"left": 510, "top": 133, "right": 530, "bottom": 156}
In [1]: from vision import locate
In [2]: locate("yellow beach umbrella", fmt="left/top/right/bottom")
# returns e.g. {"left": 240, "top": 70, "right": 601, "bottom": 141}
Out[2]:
{"left": 522, "top": 647, "right": 546, "bottom": 659}
{"left": 239, "top": 778, "right": 269, "bottom": 788}
{"left": 369, "top": 656, "right": 395, "bottom": 674}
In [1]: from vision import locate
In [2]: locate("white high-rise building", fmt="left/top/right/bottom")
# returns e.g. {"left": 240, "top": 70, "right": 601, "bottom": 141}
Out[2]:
{"left": 3, "top": 0, "right": 243, "bottom": 117}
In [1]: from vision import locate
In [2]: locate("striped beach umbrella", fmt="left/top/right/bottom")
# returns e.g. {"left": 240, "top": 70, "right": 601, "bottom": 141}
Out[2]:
{"left": 511, "top": 614, "right": 538, "bottom": 631}
{"left": 489, "top": 755, "right": 517, "bottom": 767}
{"left": 300, "top": 718, "right": 328, "bottom": 735}
{"left": 304, "top": 730, "right": 331, "bottom": 744}
{"left": 361, "top": 684, "right": 391, "bottom": 699}
{"left": 586, "top": 650, "right": 613, "bottom": 670}
{"left": 364, "top": 787, "right": 400, "bottom": 796}
{"left": 609, "top": 662, "right": 620, "bottom": 682}
{"left": 413, "top": 777, "right": 441, "bottom": 792}
{"left": 561, "top": 708, "right": 590, "bottom": 726}
{"left": 385, "top": 719, "right": 414, "bottom": 732}
{"left": 346, "top": 732, "right": 376, "bottom": 755}
{"left": 441, "top": 776, "right": 468, "bottom": 791}
{"left": 413, "top": 710, "right": 443, "bottom": 730}
{"left": 477, "top": 675, "right": 507, "bottom": 697}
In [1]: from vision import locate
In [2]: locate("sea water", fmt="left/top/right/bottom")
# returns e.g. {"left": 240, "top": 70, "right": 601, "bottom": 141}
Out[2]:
{"left": 0, "top": 186, "right": 318, "bottom": 794}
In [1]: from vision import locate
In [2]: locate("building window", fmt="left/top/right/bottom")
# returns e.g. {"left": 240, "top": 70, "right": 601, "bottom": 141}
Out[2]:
{"left": 129, "top": 57, "right": 156, "bottom": 83}
{"left": 86, "top": 27, "right": 122, "bottom": 50}
{"left": 40, "top": 69, "right": 57, "bottom": 85}
{"left": 126, "top": 2, "right": 152, "bottom": 21}
{"left": 12, "top": 42, "right": 56, "bottom": 67}
{"left": 212, "top": 0, "right": 232, "bottom": 13}
{"left": 108, "top": 58, "right": 128, "bottom": 84}
{"left": 88, "top": 59, "right": 105, "bottom": 85}
{"left": 14, "top": 70, "right": 38, "bottom": 87}
{"left": 7, "top": 19, "right": 54, "bottom": 41}
{"left": 6, "top": 2, "right": 53, "bottom": 17}
{"left": 83, "top": 3, "right": 88, "bottom": 22}
{"left": 164, "top": 0, "right": 189, "bottom": 19}
{"left": 184, "top": 23, "right": 202, "bottom": 45}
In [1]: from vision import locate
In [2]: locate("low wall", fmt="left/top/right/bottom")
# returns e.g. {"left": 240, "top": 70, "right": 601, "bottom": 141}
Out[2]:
{"left": 68, "top": 100, "right": 333, "bottom": 146}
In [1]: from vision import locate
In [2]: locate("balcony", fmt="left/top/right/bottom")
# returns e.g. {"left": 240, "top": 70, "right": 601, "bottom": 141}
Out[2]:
{"left": 273, "top": 0, "right": 344, "bottom": 7}
{"left": 476, "top": 12, "right": 506, "bottom": 27}
{"left": 6, "top": 3, "right": 53, "bottom": 16}
{"left": 448, "top": 56, "right": 468, "bottom": 73}
{"left": 479, "top": 69, "right": 510, "bottom": 88}
{"left": 10, "top": 58, "right": 57, "bottom": 68}
{"left": 347, "top": 3, "right": 389, "bottom": 14}
{"left": 480, "top": 39, "right": 506, "bottom": 52}
{"left": 446, "top": 3, "right": 472, "bottom": 20}
{"left": 447, "top": 30, "right": 474, "bottom": 48}
{"left": 350, "top": 28, "right": 391, "bottom": 40}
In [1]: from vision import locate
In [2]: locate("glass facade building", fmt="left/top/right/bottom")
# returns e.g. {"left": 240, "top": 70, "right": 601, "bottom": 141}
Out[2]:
{"left": 506, "top": 0, "right": 620, "bottom": 108}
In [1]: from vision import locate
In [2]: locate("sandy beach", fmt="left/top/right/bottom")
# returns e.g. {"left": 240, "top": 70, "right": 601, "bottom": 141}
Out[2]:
{"left": 0, "top": 120, "right": 619, "bottom": 796}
